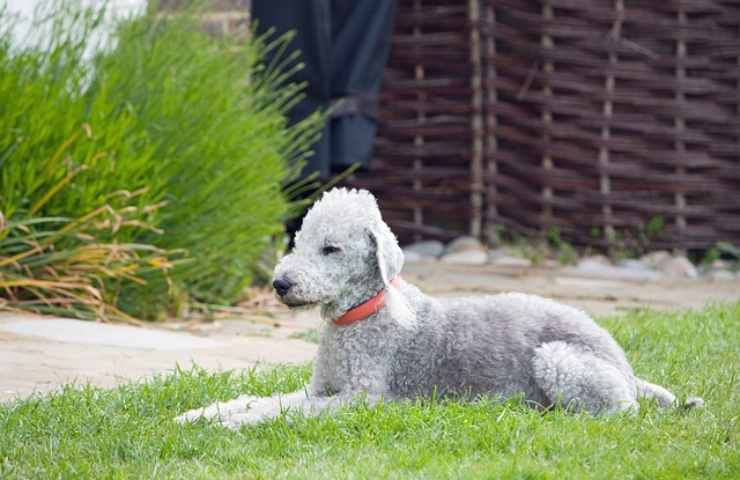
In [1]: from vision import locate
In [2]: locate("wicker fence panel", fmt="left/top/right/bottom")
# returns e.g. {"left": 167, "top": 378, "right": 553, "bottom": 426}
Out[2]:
{"left": 345, "top": 0, "right": 478, "bottom": 243}
{"left": 348, "top": 0, "right": 740, "bottom": 249}
{"left": 481, "top": 0, "right": 740, "bottom": 249}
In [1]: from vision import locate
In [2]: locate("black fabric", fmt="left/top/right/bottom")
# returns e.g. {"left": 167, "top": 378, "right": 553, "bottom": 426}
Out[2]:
{"left": 251, "top": 0, "right": 396, "bottom": 179}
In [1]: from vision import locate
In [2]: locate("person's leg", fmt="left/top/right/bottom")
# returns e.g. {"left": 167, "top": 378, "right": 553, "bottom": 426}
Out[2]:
{"left": 329, "top": 0, "right": 397, "bottom": 173}
{"left": 251, "top": 0, "right": 332, "bottom": 179}
{"left": 251, "top": 1, "right": 397, "bottom": 245}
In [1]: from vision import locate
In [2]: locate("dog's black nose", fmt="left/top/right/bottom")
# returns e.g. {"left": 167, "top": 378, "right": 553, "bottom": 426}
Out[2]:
{"left": 272, "top": 278, "right": 294, "bottom": 297}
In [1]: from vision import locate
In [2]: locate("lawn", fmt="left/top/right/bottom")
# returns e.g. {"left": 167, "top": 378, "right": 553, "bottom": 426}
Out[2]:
{"left": 1, "top": 304, "right": 738, "bottom": 479}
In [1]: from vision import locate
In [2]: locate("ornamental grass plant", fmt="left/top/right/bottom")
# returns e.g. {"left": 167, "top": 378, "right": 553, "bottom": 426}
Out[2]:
{"left": 0, "top": 0, "right": 322, "bottom": 319}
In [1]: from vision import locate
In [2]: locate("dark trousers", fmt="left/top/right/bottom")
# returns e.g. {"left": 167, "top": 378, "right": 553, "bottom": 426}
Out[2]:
{"left": 252, "top": 0, "right": 397, "bottom": 180}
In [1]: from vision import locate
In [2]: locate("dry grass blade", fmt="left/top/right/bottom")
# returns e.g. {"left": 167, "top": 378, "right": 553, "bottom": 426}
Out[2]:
{"left": 0, "top": 190, "right": 181, "bottom": 323}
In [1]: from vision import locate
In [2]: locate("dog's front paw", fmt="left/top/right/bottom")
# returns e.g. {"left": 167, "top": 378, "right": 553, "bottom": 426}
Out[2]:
{"left": 221, "top": 411, "right": 275, "bottom": 430}
{"left": 175, "top": 395, "right": 261, "bottom": 425}
{"left": 176, "top": 408, "right": 210, "bottom": 425}
{"left": 219, "top": 398, "right": 286, "bottom": 430}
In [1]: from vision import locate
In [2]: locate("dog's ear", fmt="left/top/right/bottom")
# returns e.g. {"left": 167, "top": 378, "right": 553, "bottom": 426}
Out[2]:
{"left": 366, "top": 225, "right": 404, "bottom": 287}
{"left": 367, "top": 226, "right": 415, "bottom": 329}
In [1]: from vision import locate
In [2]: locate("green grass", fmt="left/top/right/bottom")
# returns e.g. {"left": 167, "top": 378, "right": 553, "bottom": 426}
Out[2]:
{"left": 1, "top": 304, "right": 738, "bottom": 479}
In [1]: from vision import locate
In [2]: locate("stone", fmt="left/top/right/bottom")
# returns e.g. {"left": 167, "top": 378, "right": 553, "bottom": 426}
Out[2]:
{"left": 710, "top": 259, "right": 731, "bottom": 270}
{"left": 444, "top": 236, "right": 486, "bottom": 255}
{"left": 440, "top": 249, "right": 488, "bottom": 265}
{"left": 554, "top": 276, "right": 629, "bottom": 292}
{"left": 640, "top": 250, "right": 672, "bottom": 268}
{"left": 580, "top": 254, "right": 612, "bottom": 266}
{"left": 566, "top": 260, "right": 662, "bottom": 281}
{"left": 487, "top": 248, "right": 507, "bottom": 260}
{"left": 402, "top": 250, "right": 425, "bottom": 263}
{"left": 617, "top": 259, "right": 648, "bottom": 270}
{"left": 489, "top": 255, "right": 532, "bottom": 268}
{"left": 440, "top": 236, "right": 488, "bottom": 265}
{"left": 656, "top": 256, "right": 698, "bottom": 279}
{"left": 403, "top": 240, "right": 445, "bottom": 259}
{"left": 543, "top": 259, "right": 561, "bottom": 269}
{"left": 707, "top": 270, "right": 735, "bottom": 281}
{"left": 616, "top": 259, "right": 660, "bottom": 278}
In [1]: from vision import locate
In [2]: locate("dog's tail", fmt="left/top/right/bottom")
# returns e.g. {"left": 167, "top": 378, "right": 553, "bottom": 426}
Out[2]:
{"left": 636, "top": 378, "right": 704, "bottom": 409}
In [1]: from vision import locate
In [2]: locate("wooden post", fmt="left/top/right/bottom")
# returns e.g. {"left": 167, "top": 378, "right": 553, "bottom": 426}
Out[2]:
{"left": 413, "top": 0, "right": 425, "bottom": 241}
{"left": 600, "top": 0, "right": 622, "bottom": 243}
{"left": 484, "top": 1, "right": 499, "bottom": 240}
{"left": 541, "top": 1, "right": 554, "bottom": 226}
{"left": 469, "top": 0, "right": 484, "bottom": 238}
{"left": 674, "top": 6, "right": 688, "bottom": 237}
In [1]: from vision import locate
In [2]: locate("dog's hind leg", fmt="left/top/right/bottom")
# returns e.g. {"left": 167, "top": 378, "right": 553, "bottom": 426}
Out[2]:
{"left": 532, "top": 341, "right": 638, "bottom": 415}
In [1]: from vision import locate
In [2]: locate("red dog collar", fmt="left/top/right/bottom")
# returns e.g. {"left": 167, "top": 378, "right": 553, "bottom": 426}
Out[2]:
{"left": 333, "top": 276, "right": 402, "bottom": 327}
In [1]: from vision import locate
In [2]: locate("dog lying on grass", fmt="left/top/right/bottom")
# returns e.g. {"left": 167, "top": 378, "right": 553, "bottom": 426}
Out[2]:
{"left": 177, "top": 188, "right": 701, "bottom": 429}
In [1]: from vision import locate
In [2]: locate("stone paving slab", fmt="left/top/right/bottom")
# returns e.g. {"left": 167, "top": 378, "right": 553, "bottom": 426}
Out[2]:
{"left": 402, "top": 261, "right": 739, "bottom": 316}
{"left": 0, "top": 313, "right": 316, "bottom": 402}
{"left": 0, "top": 318, "right": 224, "bottom": 351}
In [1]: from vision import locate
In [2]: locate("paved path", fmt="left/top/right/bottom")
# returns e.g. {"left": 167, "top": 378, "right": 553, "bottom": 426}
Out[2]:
{"left": 402, "top": 262, "right": 739, "bottom": 316}
{"left": 1, "top": 261, "right": 737, "bottom": 402}
{"left": 0, "top": 315, "right": 317, "bottom": 402}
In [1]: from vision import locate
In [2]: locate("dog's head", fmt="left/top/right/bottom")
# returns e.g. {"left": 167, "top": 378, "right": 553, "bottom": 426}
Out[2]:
{"left": 272, "top": 188, "right": 406, "bottom": 320}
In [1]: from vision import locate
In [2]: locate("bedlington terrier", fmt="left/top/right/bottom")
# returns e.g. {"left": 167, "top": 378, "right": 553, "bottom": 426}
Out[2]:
{"left": 177, "top": 188, "right": 701, "bottom": 429}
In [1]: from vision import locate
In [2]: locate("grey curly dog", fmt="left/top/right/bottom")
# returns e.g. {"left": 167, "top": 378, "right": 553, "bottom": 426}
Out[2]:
{"left": 177, "top": 188, "right": 701, "bottom": 429}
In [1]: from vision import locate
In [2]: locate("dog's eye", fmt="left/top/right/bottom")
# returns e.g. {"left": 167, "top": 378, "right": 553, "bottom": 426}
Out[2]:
{"left": 321, "top": 245, "right": 341, "bottom": 255}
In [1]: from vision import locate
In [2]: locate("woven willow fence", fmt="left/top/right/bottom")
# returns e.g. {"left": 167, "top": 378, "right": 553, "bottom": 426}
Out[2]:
{"left": 346, "top": 1, "right": 476, "bottom": 241}
{"left": 346, "top": 0, "right": 740, "bottom": 249}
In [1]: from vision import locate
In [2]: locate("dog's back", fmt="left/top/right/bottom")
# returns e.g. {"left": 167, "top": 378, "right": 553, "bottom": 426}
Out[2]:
{"left": 389, "top": 288, "right": 634, "bottom": 404}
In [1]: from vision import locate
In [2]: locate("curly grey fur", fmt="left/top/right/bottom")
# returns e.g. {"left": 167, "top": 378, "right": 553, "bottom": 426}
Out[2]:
{"left": 177, "top": 188, "right": 701, "bottom": 429}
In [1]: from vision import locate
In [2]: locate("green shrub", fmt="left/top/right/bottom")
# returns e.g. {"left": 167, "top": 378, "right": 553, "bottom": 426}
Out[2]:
{"left": 0, "top": 1, "right": 323, "bottom": 319}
